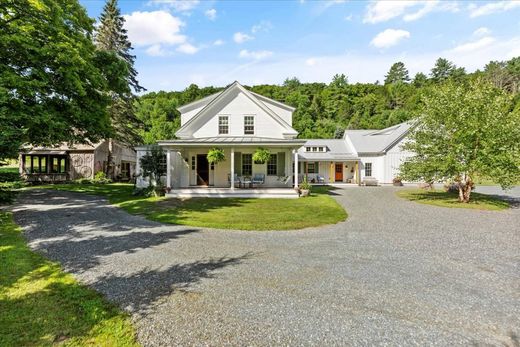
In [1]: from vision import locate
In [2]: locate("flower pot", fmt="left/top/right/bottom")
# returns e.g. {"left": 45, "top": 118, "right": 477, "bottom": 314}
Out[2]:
{"left": 393, "top": 182, "right": 403, "bottom": 186}
{"left": 300, "top": 189, "right": 310, "bottom": 197}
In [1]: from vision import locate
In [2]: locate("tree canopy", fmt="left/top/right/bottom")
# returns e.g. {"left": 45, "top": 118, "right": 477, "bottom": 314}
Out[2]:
{"left": 384, "top": 62, "right": 410, "bottom": 85}
{"left": 399, "top": 78, "right": 520, "bottom": 202}
{"left": 0, "top": 0, "right": 118, "bottom": 161}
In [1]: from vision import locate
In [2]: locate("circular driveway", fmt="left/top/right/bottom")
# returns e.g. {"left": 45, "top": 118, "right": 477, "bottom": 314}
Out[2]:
{"left": 12, "top": 187, "right": 520, "bottom": 346}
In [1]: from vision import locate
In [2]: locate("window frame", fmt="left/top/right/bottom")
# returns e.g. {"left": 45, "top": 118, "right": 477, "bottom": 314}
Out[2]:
{"left": 242, "top": 153, "right": 252, "bottom": 176}
{"left": 244, "top": 115, "right": 255, "bottom": 135}
{"left": 218, "top": 115, "right": 229, "bottom": 135}
{"left": 307, "top": 162, "right": 317, "bottom": 174}
{"left": 267, "top": 154, "right": 277, "bottom": 176}
{"left": 365, "top": 162, "right": 372, "bottom": 177}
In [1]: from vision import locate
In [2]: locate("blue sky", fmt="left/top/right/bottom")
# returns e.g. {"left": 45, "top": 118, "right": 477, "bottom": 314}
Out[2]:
{"left": 80, "top": 0, "right": 520, "bottom": 91}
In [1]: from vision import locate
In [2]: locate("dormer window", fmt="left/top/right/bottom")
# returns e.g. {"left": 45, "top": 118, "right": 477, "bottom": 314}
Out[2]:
{"left": 218, "top": 116, "right": 228, "bottom": 135}
{"left": 306, "top": 146, "right": 326, "bottom": 152}
{"left": 244, "top": 116, "right": 254, "bottom": 135}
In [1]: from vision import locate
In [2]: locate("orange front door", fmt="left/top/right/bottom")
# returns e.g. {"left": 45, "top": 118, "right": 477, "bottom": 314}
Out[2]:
{"left": 335, "top": 163, "right": 343, "bottom": 182}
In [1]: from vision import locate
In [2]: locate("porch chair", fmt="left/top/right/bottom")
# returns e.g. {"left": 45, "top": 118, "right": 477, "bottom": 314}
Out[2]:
{"left": 227, "top": 173, "right": 241, "bottom": 188}
{"left": 252, "top": 173, "right": 265, "bottom": 187}
{"left": 317, "top": 175, "right": 326, "bottom": 184}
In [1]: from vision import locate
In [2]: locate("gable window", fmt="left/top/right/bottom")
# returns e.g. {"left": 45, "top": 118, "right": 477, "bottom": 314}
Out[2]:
{"left": 318, "top": 147, "right": 324, "bottom": 152}
{"left": 242, "top": 153, "right": 252, "bottom": 176}
{"left": 244, "top": 116, "right": 254, "bottom": 135}
{"left": 306, "top": 147, "right": 311, "bottom": 152}
{"left": 267, "top": 154, "right": 277, "bottom": 176}
{"left": 218, "top": 116, "right": 229, "bottom": 135}
{"left": 365, "top": 163, "right": 372, "bottom": 176}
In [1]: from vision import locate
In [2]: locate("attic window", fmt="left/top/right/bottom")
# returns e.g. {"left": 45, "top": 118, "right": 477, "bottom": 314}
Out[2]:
{"left": 218, "top": 116, "right": 229, "bottom": 135}
{"left": 306, "top": 146, "right": 325, "bottom": 152}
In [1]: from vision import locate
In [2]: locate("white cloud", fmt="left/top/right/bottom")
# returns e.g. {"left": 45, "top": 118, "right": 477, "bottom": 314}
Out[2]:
{"left": 469, "top": 1, "right": 520, "bottom": 17}
{"left": 233, "top": 32, "right": 254, "bottom": 44}
{"left": 344, "top": 14, "right": 353, "bottom": 21}
{"left": 205, "top": 8, "right": 217, "bottom": 20}
{"left": 306, "top": 58, "right": 317, "bottom": 66}
{"left": 239, "top": 49, "right": 273, "bottom": 60}
{"left": 147, "top": 0, "right": 200, "bottom": 12}
{"left": 370, "top": 29, "right": 410, "bottom": 48}
{"left": 364, "top": 0, "right": 458, "bottom": 23}
{"left": 473, "top": 27, "right": 491, "bottom": 37}
{"left": 213, "top": 39, "right": 224, "bottom": 46}
{"left": 450, "top": 36, "right": 496, "bottom": 53}
{"left": 364, "top": 1, "right": 418, "bottom": 23}
{"left": 123, "top": 11, "right": 185, "bottom": 46}
{"left": 177, "top": 43, "right": 199, "bottom": 54}
{"left": 145, "top": 44, "right": 168, "bottom": 56}
{"left": 251, "top": 20, "right": 273, "bottom": 33}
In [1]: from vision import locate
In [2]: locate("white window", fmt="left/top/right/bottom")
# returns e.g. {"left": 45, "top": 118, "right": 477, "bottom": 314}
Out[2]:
{"left": 267, "top": 154, "right": 277, "bottom": 175}
{"left": 318, "top": 147, "right": 324, "bottom": 152}
{"left": 312, "top": 147, "right": 318, "bottom": 152}
{"left": 365, "top": 163, "right": 372, "bottom": 176}
{"left": 218, "top": 116, "right": 228, "bottom": 135}
{"left": 244, "top": 116, "right": 254, "bottom": 135}
{"left": 242, "top": 154, "right": 252, "bottom": 176}
{"left": 306, "top": 147, "right": 311, "bottom": 152}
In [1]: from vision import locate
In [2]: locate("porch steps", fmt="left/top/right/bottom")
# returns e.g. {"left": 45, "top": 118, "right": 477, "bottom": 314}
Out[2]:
{"left": 166, "top": 188, "right": 299, "bottom": 199}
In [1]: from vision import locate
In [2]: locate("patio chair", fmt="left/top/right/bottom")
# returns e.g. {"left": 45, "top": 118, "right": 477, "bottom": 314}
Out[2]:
{"left": 252, "top": 173, "right": 265, "bottom": 187}
{"left": 227, "top": 173, "right": 241, "bottom": 188}
{"left": 317, "top": 175, "right": 325, "bottom": 184}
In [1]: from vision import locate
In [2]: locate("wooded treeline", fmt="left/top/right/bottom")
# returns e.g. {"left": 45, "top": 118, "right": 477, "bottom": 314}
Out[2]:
{"left": 137, "top": 57, "right": 520, "bottom": 143}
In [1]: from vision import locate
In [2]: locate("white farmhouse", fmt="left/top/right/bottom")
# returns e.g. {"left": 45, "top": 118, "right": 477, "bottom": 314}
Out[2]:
{"left": 136, "top": 81, "right": 414, "bottom": 197}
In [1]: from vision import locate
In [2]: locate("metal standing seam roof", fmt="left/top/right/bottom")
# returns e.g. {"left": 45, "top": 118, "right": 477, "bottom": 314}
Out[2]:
{"left": 158, "top": 136, "right": 306, "bottom": 146}
{"left": 344, "top": 121, "right": 414, "bottom": 155}
{"left": 297, "top": 139, "right": 359, "bottom": 161}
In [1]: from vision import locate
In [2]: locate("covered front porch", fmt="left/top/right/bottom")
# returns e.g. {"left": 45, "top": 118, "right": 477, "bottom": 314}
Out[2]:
{"left": 149, "top": 137, "right": 307, "bottom": 193}
{"left": 298, "top": 160, "right": 361, "bottom": 185}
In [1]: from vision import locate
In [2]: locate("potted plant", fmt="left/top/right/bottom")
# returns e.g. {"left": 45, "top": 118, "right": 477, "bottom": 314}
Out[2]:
{"left": 392, "top": 176, "right": 403, "bottom": 186}
{"left": 252, "top": 148, "right": 271, "bottom": 164}
{"left": 207, "top": 148, "right": 226, "bottom": 165}
{"left": 299, "top": 177, "right": 311, "bottom": 197}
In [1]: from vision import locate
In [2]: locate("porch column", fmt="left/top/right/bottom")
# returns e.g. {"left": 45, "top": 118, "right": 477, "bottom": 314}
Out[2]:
{"left": 230, "top": 147, "right": 235, "bottom": 190}
{"left": 293, "top": 149, "right": 299, "bottom": 188}
{"left": 356, "top": 160, "right": 361, "bottom": 186}
{"left": 166, "top": 149, "right": 171, "bottom": 188}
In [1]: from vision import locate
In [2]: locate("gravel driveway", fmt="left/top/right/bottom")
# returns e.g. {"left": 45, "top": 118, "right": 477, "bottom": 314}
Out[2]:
{"left": 12, "top": 188, "right": 520, "bottom": 346}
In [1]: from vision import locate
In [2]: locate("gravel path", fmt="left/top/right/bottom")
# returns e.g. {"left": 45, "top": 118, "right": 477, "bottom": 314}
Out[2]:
{"left": 12, "top": 188, "right": 520, "bottom": 346}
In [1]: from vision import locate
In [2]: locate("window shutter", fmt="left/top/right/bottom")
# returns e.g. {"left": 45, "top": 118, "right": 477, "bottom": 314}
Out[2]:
{"left": 315, "top": 162, "right": 319, "bottom": 174}
{"left": 234, "top": 152, "right": 242, "bottom": 175}
{"left": 277, "top": 152, "right": 285, "bottom": 176}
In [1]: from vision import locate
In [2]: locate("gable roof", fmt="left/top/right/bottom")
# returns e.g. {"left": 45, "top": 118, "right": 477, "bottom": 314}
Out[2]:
{"left": 175, "top": 81, "right": 297, "bottom": 138}
{"left": 345, "top": 121, "right": 414, "bottom": 155}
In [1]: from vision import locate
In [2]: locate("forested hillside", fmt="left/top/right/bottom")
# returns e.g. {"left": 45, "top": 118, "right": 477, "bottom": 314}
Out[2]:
{"left": 135, "top": 57, "right": 520, "bottom": 143}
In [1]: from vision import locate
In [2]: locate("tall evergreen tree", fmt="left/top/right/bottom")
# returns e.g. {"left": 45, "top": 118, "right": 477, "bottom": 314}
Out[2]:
{"left": 384, "top": 62, "right": 410, "bottom": 85}
{"left": 430, "top": 58, "right": 456, "bottom": 82}
{"left": 95, "top": 0, "right": 145, "bottom": 177}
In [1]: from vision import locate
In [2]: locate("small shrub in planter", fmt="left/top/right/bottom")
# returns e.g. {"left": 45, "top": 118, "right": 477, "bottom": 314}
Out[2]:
{"left": 299, "top": 177, "right": 312, "bottom": 197}
{"left": 392, "top": 177, "right": 403, "bottom": 186}
{"left": 252, "top": 148, "right": 271, "bottom": 164}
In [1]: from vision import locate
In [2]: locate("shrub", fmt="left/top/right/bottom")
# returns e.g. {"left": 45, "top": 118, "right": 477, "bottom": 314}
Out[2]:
{"left": 299, "top": 177, "right": 312, "bottom": 190}
{"left": 93, "top": 171, "right": 111, "bottom": 184}
{"left": 75, "top": 178, "right": 93, "bottom": 185}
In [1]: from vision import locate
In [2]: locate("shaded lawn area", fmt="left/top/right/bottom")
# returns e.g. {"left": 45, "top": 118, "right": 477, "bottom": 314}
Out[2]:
{"left": 0, "top": 212, "right": 138, "bottom": 347}
{"left": 42, "top": 184, "right": 347, "bottom": 230}
{"left": 0, "top": 167, "right": 24, "bottom": 204}
{"left": 397, "top": 189, "right": 510, "bottom": 211}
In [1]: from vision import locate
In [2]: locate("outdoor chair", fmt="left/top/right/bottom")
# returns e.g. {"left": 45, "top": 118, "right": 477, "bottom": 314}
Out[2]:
{"left": 228, "top": 173, "right": 241, "bottom": 188}
{"left": 317, "top": 175, "right": 325, "bottom": 184}
{"left": 252, "top": 173, "right": 265, "bottom": 186}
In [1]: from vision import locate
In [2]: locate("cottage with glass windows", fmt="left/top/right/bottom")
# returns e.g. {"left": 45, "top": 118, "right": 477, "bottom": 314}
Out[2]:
{"left": 135, "top": 81, "right": 414, "bottom": 197}
{"left": 19, "top": 140, "right": 136, "bottom": 183}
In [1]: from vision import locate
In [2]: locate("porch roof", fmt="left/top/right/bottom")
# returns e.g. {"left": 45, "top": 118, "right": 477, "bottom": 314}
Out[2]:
{"left": 298, "top": 153, "right": 359, "bottom": 161}
{"left": 157, "top": 136, "right": 306, "bottom": 147}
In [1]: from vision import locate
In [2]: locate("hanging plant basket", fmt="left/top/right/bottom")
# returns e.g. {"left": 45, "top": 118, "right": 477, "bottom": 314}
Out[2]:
{"left": 252, "top": 148, "right": 271, "bottom": 164}
{"left": 207, "top": 148, "right": 226, "bottom": 164}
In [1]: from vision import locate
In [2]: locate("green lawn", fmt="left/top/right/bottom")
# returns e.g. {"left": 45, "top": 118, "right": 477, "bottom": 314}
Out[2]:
{"left": 0, "top": 166, "right": 24, "bottom": 204}
{"left": 397, "top": 189, "right": 510, "bottom": 211}
{"left": 0, "top": 212, "right": 138, "bottom": 347}
{"left": 43, "top": 183, "right": 347, "bottom": 230}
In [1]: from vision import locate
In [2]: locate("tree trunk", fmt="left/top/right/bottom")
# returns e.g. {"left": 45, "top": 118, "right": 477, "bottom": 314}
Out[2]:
{"left": 458, "top": 178, "right": 473, "bottom": 203}
{"left": 105, "top": 138, "right": 114, "bottom": 179}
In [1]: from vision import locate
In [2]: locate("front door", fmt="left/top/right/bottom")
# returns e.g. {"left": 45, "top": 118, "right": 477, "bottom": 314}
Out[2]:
{"left": 196, "top": 154, "right": 209, "bottom": 186}
{"left": 335, "top": 163, "right": 343, "bottom": 182}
